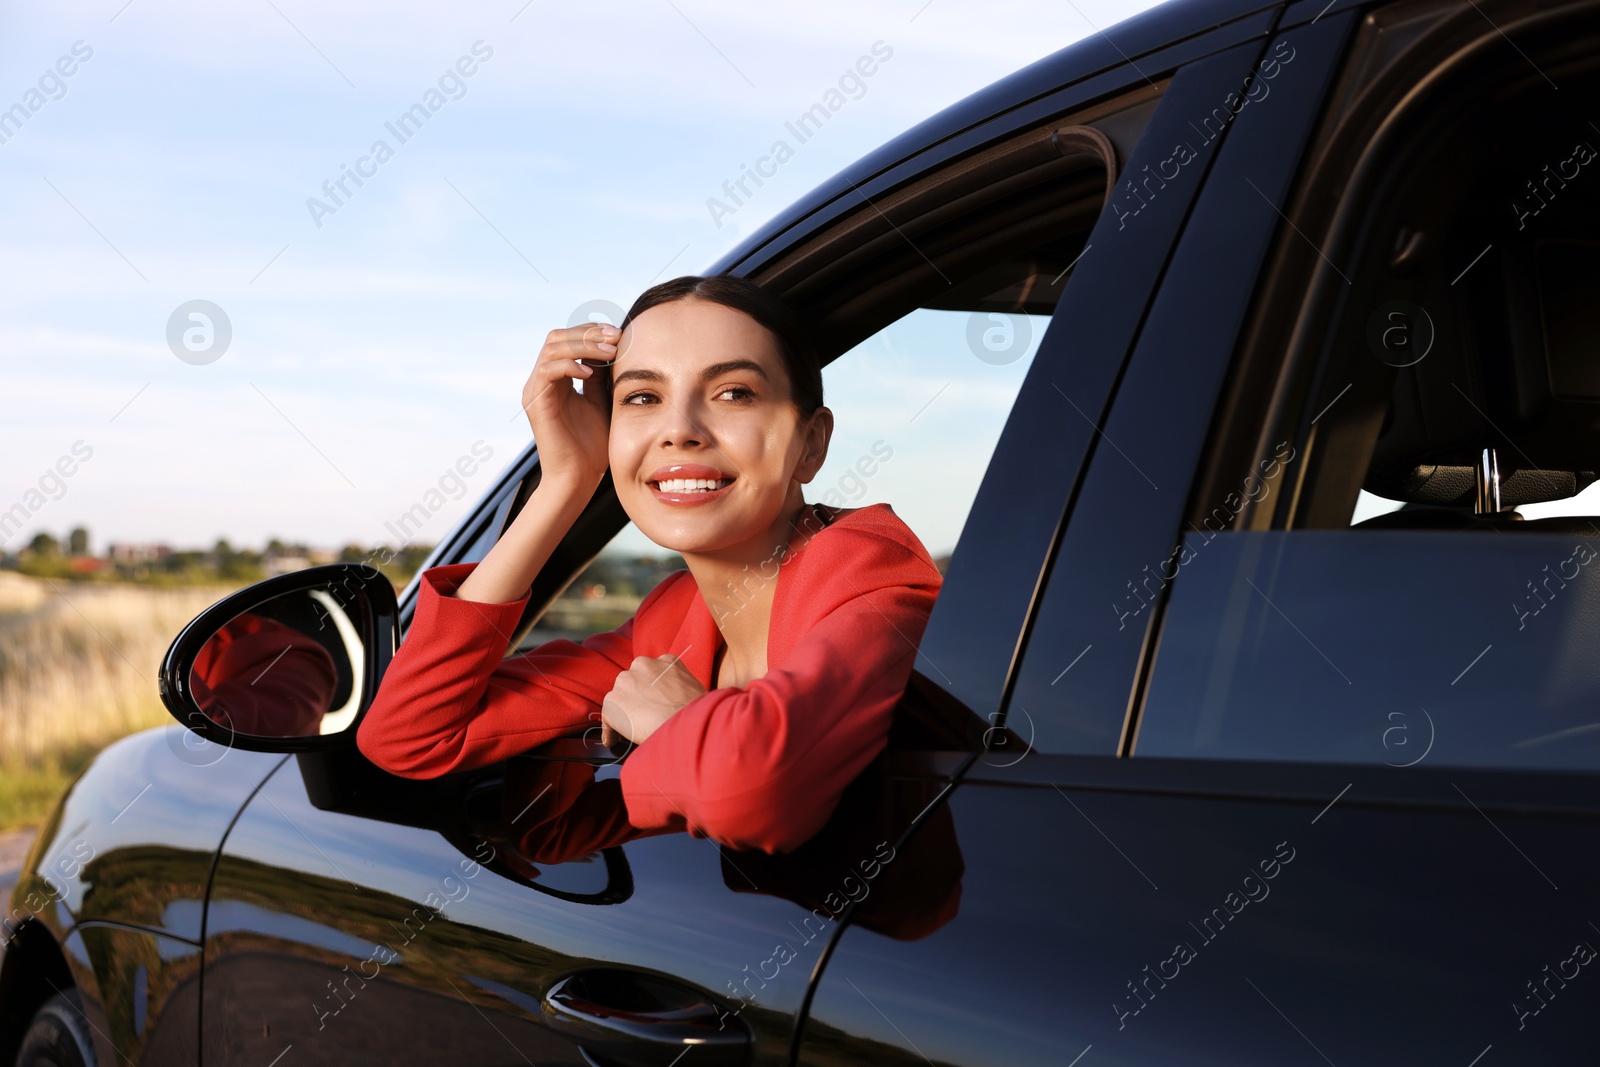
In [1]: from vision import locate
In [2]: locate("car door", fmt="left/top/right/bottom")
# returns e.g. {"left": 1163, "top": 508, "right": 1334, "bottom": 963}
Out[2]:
{"left": 195, "top": 74, "right": 1140, "bottom": 1066}
{"left": 800, "top": 2, "right": 1600, "bottom": 1065}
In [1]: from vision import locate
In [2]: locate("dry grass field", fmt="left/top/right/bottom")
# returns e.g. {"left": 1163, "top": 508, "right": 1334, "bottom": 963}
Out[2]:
{"left": 0, "top": 572, "right": 242, "bottom": 830}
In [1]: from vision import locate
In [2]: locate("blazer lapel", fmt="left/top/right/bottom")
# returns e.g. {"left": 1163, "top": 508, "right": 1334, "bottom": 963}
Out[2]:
{"left": 670, "top": 580, "right": 723, "bottom": 690}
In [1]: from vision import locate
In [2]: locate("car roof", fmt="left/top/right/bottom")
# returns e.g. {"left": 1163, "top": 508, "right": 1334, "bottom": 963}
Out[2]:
{"left": 710, "top": 0, "right": 1281, "bottom": 277}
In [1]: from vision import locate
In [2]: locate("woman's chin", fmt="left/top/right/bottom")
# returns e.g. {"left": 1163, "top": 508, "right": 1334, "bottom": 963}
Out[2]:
{"left": 621, "top": 485, "right": 796, "bottom": 556}
{"left": 626, "top": 505, "right": 748, "bottom": 556}
{"left": 635, "top": 521, "right": 727, "bottom": 555}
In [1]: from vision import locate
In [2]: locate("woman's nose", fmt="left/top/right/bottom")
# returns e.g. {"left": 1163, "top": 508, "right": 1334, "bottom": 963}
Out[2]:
{"left": 656, "top": 397, "right": 707, "bottom": 448}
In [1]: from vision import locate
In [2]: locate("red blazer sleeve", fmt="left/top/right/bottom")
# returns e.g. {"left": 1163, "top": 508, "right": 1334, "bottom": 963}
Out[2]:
{"left": 618, "top": 521, "right": 942, "bottom": 855}
{"left": 355, "top": 562, "right": 685, "bottom": 777}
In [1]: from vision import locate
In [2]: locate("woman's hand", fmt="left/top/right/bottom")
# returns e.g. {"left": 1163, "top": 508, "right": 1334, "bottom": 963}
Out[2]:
{"left": 600, "top": 654, "right": 707, "bottom": 746}
{"left": 521, "top": 323, "right": 619, "bottom": 492}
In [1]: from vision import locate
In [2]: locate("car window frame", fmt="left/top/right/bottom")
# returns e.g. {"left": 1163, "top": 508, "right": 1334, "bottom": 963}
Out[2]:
{"left": 985, "top": 13, "right": 1364, "bottom": 761}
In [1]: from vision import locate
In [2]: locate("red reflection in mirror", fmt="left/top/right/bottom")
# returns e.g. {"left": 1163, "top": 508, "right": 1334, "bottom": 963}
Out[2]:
{"left": 190, "top": 613, "right": 339, "bottom": 737}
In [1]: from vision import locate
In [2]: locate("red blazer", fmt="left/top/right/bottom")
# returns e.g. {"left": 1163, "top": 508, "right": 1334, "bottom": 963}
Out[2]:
{"left": 355, "top": 502, "right": 944, "bottom": 854}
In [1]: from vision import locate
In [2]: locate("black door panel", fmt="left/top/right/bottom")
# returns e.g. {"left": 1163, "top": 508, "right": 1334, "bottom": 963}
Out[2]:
{"left": 801, "top": 758, "right": 1600, "bottom": 1066}
{"left": 202, "top": 732, "right": 965, "bottom": 1066}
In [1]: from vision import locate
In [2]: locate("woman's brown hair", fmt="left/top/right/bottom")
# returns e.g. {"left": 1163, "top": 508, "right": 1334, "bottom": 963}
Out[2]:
{"left": 603, "top": 275, "right": 825, "bottom": 417}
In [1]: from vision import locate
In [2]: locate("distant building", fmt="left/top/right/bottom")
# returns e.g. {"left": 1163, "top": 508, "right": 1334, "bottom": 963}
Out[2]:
{"left": 108, "top": 542, "right": 173, "bottom": 564}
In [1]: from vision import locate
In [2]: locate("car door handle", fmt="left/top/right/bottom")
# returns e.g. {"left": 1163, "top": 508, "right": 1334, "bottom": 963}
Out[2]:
{"left": 541, "top": 970, "right": 752, "bottom": 1067}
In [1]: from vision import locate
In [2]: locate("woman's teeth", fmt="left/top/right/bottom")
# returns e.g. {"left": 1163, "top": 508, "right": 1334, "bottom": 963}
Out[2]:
{"left": 656, "top": 478, "right": 732, "bottom": 493}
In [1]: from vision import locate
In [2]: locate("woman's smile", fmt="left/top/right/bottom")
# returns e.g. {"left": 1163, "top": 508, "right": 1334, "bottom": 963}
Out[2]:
{"left": 648, "top": 462, "right": 738, "bottom": 507}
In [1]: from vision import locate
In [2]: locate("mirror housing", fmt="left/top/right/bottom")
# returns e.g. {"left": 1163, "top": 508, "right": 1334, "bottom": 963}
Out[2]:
{"left": 159, "top": 563, "right": 399, "bottom": 753}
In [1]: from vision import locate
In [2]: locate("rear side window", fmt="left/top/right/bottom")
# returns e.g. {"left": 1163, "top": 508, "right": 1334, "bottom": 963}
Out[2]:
{"left": 1137, "top": 530, "right": 1600, "bottom": 769}
{"left": 1133, "top": 11, "right": 1600, "bottom": 772}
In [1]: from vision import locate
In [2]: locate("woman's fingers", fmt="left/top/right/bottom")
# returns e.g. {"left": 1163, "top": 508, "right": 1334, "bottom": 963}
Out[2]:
{"left": 536, "top": 356, "right": 595, "bottom": 383}
{"left": 519, "top": 322, "right": 622, "bottom": 488}
{"left": 524, "top": 361, "right": 600, "bottom": 417}
{"left": 554, "top": 324, "right": 618, "bottom": 360}
{"left": 536, "top": 327, "right": 617, "bottom": 381}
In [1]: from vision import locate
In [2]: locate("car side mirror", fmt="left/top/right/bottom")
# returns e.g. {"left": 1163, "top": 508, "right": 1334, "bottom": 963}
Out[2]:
{"left": 159, "top": 563, "right": 399, "bottom": 753}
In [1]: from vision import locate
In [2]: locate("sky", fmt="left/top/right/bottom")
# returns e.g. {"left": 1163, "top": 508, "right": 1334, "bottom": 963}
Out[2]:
{"left": 0, "top": 0, "right": 1171, "bottom": 560}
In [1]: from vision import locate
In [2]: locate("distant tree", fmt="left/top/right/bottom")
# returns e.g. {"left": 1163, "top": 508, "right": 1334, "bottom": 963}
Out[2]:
{"left": 373, "top": 543, "right": 436, "bottom": 585}
{"left": 67, "top": 527, "right": 89, "bottom": 556}
{"left": 166, "top": 549, "right": 208, "bottom": 573}
{"left": 217, "top": 542, "right": 263, "bottom": 580}
{"left": 396, "top": 544, "right": 433, "bottom": 572}
{"left": 572, "top": 555, "right": 634, "bottom": 597}
{"left": 339, "top": 543, "right": 368, "bottom": 564}
{"left": 265, "top": 537, "right": 288, "bottom": 555}
{"left": 28, "top": 532, "right": 60, "bottom": 557}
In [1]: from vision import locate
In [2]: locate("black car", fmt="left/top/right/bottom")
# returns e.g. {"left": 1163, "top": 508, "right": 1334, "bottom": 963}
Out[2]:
{"left": 6, "top": 0, "right": 1600, "bottom": 1060}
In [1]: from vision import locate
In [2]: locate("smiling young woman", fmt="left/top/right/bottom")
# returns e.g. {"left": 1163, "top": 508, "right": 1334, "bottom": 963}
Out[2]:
{"left": 355, "top": 275, "right": 944, "bottom": 855}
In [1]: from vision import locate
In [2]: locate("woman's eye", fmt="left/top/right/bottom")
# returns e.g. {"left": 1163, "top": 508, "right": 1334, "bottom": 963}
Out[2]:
{"left": 620, "top": 386, "right": 753, "bottom": 405}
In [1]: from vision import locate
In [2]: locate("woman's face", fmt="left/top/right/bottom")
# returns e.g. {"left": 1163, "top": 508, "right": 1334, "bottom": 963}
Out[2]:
{"left": 607, "top": 297, "right": 829, "bottom": 556}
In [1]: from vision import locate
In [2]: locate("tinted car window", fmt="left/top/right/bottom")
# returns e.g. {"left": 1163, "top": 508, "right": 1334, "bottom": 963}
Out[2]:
{"left": 1137, "top": 529, "right": 1600, "bottom": 769}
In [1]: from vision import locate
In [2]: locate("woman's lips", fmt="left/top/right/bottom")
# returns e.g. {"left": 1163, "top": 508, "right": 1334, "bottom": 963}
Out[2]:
{"left": 649, "top": 476, "right": 735, "bottom": 507}
{"left": 646, "top": 462, "right": 736, "bottom": 507}
{"left": 647, "top": 462, "right": 732, "bottom": 482}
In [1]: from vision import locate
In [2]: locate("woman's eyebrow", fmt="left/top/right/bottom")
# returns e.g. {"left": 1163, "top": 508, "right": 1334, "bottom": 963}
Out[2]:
{"left": 613, "top": 359, "right": 771, "bottom": 386}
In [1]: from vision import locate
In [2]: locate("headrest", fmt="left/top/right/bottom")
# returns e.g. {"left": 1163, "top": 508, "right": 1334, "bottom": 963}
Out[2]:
{"left": 1364, "top": 235, "right": 1600, "bottom": 509}
{"left": 1367, "top": 463, "right": 1597, "bottom": 508}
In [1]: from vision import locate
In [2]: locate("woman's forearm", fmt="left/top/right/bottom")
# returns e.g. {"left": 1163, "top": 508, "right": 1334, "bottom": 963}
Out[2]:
{"left": 455, "top": 475, "right": 597, "bottom": 604}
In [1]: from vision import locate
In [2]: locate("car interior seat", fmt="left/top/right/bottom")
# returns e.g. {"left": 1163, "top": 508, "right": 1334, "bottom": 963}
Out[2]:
{"left": 1353, "top": 233, "right": 1600, "bottom": 533}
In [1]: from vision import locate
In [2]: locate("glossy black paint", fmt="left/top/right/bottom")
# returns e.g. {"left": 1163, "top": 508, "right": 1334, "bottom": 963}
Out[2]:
{"left": 801, "top": 755, "right": 1600, "bottom": 1066}
{"left": 541, "top": 971, "right": 754, "bottom": 1065}
{"left": 1, "top": 730, "right": 284, "bottom": 1064}
{"left": 710, "top": 0, "right": 1280, "bottom": 279}
{"left": 797, "top": 5, "right": 1600, "bottom": 1064}
{"left": 200, "top": 737, "right": 964, "bottom": 1067}
{"left": 75, "top": 924, "right": 200, "bottom": 1067}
